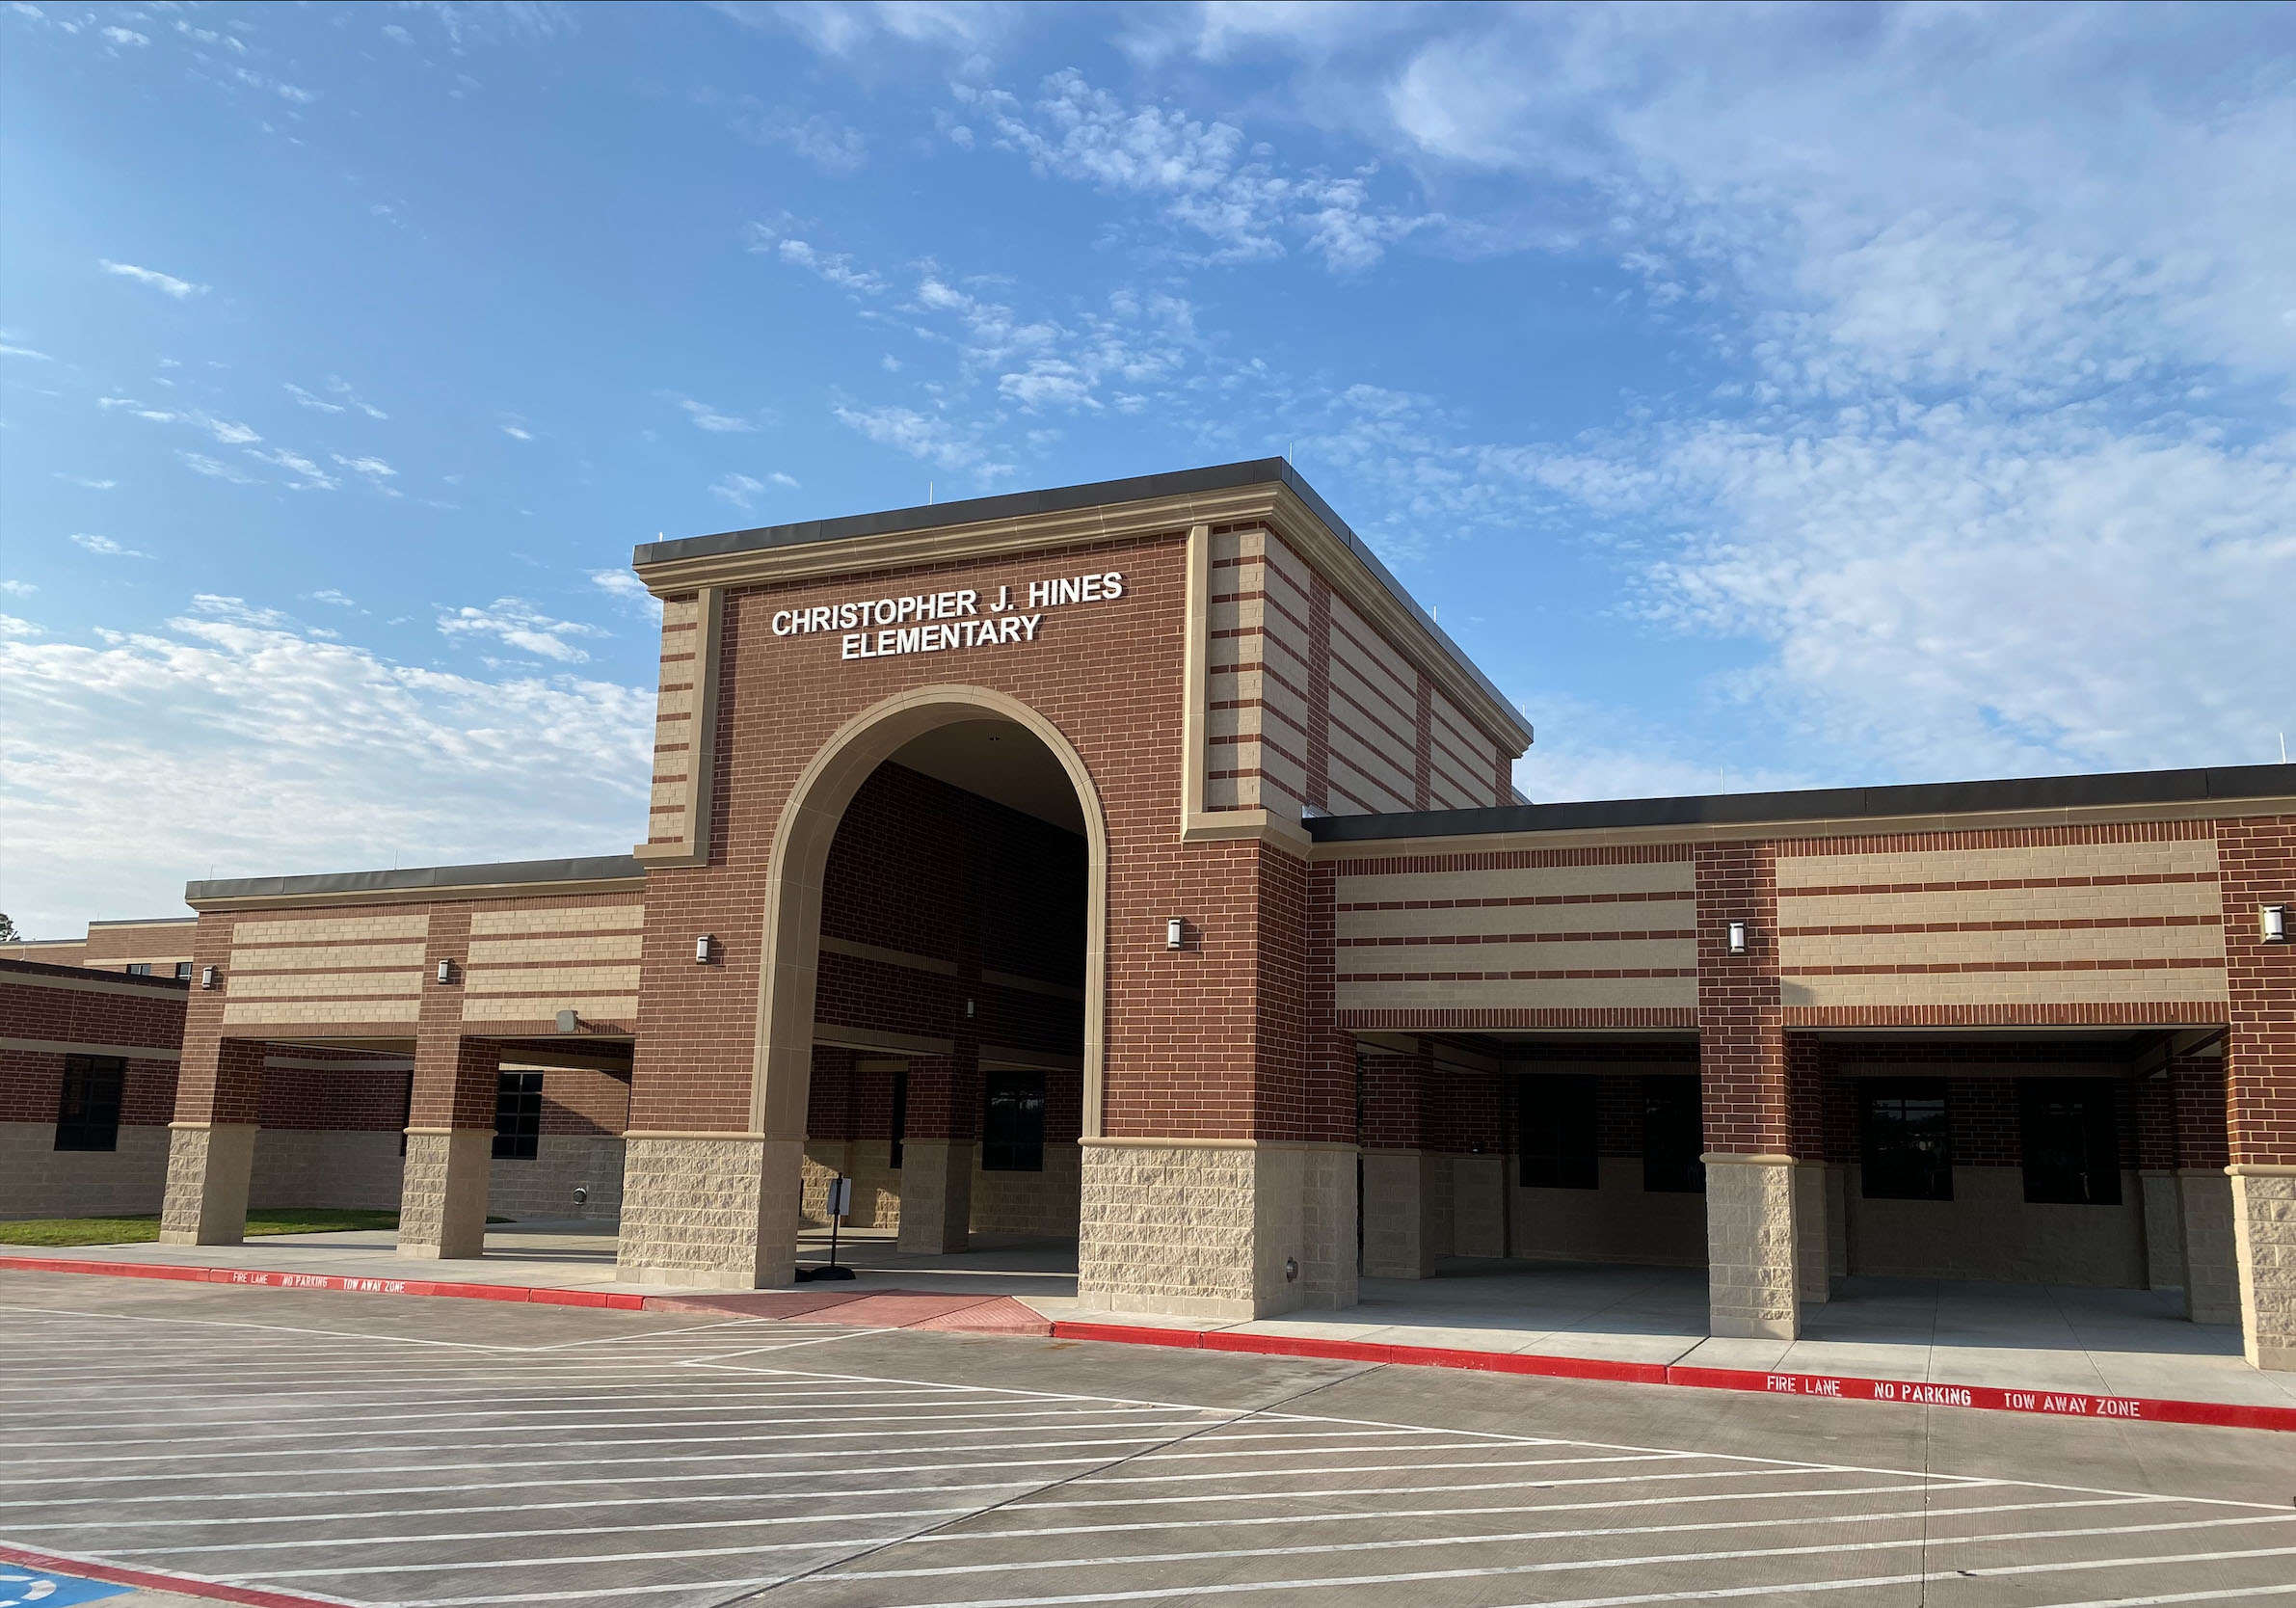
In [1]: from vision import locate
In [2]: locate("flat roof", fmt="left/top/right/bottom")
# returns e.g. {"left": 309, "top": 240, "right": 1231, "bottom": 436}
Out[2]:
{"left": 88, "top": 916, "right": 197, "bottom": 929}
{"left": 631, "top": 458, "right": 1528, "bottom": 735}
{"left": 185, "top": 854, "right": 646, "bottom": 904}
{"left": 1305, "top": 762, "right": 2296, "bottom": 843}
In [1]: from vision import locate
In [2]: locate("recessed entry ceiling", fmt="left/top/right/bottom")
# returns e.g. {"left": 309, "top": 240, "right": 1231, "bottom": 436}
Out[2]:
{"left": 885, "top": 719, "right": 1085, "bottom": 835}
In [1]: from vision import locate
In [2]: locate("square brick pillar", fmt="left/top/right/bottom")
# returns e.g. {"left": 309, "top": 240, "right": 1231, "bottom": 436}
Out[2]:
{"left": 1696, "top": 844, "right": 1802, "bottom": 1341}
{"left": 2222, "top": 817, "right": 2296, "bottom": 1369}
{"left": 400, "top": 1036, "right": 499, "bottom": 1261}
{"left": 159, "top": 1037, "right": 266, "bottom": 1246}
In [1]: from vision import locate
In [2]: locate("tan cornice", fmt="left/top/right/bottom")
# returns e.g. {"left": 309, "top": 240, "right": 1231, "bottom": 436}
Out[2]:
{"left": 189, "top": 873, "right": 645, "bottom": 913}
{"left": 634, "top": 482, "right": 1532, "bottom": 758}
{"left": 1311, "top": 793, "right": 2296, "bottom": 863}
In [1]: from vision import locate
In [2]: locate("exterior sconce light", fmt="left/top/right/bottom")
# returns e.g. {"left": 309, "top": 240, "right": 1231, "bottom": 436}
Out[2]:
{"left": 695, "top": 934, "right": 715, "bottom": 964}
{"left": 1166, "top": 917, "right": 1185, "bottom": 951}
{"left": 200, "top": 965, "right": 220, "bottom": 990}
{"left": 1726, "top": 920, "right": 1749, "bottom": 955}
{"left": 2266, "top": 905, "right": 2290, "bottom": 944}
{"left": 436, "top": 958, "right": 458, "bottom": 985}
{"left": 555, "top": 1008, "right": 581, "bottom": 1033}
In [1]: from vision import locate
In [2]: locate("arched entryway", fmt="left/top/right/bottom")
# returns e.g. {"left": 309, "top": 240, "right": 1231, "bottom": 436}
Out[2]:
{"left": 745, "top": 686, "right": 1108, "bottom": 1284}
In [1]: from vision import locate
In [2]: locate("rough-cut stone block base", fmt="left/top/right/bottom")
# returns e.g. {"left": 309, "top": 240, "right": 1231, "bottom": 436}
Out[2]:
{"left": 2181, "top": 1169, "right": 2240, "bottom": 1327}
{"left": 488, "top": 1134, "right": 625, "bottom": 1222}
{"left": 158, "top": 1123, "right": 257, "bottom": 1246}
{"left": 897, "top": 1139, "right": 973, "bottom": 1254}
{"left": 1705, "top": 1153, "right": 1800, "bottom": 1340}
{"left": 0, "top": 1122, "right": 170, "bottom": 1219}
{"left": 2231, "top": 1168, "right": 2296, "bottom": 1371}
{"left": 1078, "top": 1140, "right": 1354, "bottom": 1321}
{"left": 617, "top": 1136, "right": 800, "bottom": 1289}
{"left": 397, "top": 1130, "right": 493, "bottom": 1260}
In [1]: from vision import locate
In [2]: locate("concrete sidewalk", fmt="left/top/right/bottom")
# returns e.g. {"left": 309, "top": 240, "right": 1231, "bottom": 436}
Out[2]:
{"left": 7, "top": 1220, "right": 2290, "bottom": 1419}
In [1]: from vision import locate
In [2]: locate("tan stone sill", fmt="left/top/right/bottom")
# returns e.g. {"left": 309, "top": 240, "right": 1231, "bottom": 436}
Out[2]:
{"left": 2228, "top": 1163, "right": 2296, "bottom": 1177}
{"left": 623, "top": 1129, "right": 769, "bottom": 1141}
{"left": 1182, "top": 808, "right": 1313, "bottom": 853}
{"left": 1701, "top": 1152, "right": 1799, "bottom": 1166}
{"left": 1081, "top": 1137, "right": 1357, "bottom": 1151}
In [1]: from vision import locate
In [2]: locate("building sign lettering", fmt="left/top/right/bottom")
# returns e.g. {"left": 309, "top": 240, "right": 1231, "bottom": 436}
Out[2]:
{"left": 770, "top": 571, "right": 1126, "bottom": 662}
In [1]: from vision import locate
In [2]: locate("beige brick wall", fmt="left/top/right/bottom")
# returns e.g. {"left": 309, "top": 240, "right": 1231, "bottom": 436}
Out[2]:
{"left": 1843, "top": 1166, "right": 2148, "bottom": 1287}
{"left": 249, "top": 1130, "right": 404, "bottom": 1212}
{"left": 1779, "top": 838, "right": 2229, "bottom": 1007}
{"left": 0, "top": 1122, "right": 170, "bottom": 1219}
{"left": 488, "top": 1134, "right": 626, "bottom": 1221}
{"left": 1508, "top": 1156, "right": 1707, "bottom": 1268}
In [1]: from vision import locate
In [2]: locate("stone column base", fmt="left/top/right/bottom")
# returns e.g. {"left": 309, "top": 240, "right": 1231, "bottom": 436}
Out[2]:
{"left": 615, "top": 1133, "right": 800, "bottom": 1289}
{"left": 896, "top": 1139, "right": 974, "bottom": 1255}
{"left": 398, "top": 1129, "right": 494, "bottom": 1260}
{"left": 1078, "top": 1139, "right": 1356, "bottom": 1321}
{"left": 1705, "top": 1152, "right": 1802, "bottom": 1341}
{"left": 2230, "top": 1166, "right": 2296, "bottom": 1370}
{"left": 157, "top": 1123, "right": 258, "bottom": 1246}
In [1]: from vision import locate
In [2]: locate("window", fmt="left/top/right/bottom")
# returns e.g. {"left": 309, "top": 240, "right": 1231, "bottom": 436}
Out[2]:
{"left": 493, "top": 1070, "right": 543, "bottom": 1161}
{"left": 1860, "top": 1080, "right": 1953, "bottom": 1200}
{"left": 56, "top": 1056, "right": 126, "bottom": 1152}
{"left": 890, "top": 1065, "right": 908, "bottom": 1170}
{"left": 174, "top": 962, "right": 193, "bottom": 980}
{"left": 2019, "top": 1079, "right": 2122, "bottom": 1205}
{"left": 1519, "top": 1075, "right": 1600, "bottom": 1189}
{"left": 1642, "top": 1075, "right": 1705, "bottom": 1193}
{"left": 123, "top": 963, "right": 151, "bottom": 977}
{"left": 981, "top": 1069, "right": 1046, "bottom": 1172}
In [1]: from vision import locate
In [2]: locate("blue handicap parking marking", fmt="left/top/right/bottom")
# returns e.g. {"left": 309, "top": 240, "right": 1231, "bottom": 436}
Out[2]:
{"left": 0, "top": 1570, "right": 134, "bottom": 1608}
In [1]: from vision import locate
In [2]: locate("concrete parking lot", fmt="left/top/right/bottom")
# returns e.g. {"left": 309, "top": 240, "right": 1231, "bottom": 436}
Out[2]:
{"left": 4, "top": 1271, "right": 2293, "bottom": 1608}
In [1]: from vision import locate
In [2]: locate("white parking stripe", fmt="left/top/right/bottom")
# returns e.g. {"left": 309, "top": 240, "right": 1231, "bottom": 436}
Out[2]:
{"left": 103, "top": 1493, "right": 2157, "bottom": 1559}
{"left": 793, "top": 1542, "right": 2296, "bottom": 1608}
{"left": 823, "top": 1511, "right": 2296, "bottom": 1585}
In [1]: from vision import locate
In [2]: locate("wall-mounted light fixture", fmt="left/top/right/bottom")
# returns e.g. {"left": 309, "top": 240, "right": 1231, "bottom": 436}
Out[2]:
{"left": 200, "top": 965, "right": 220, "bottom": 991}
{"left": 695, "top": 934, "right": 715, "bottom": 964}
{"left": 555, "top": 1008, "right": 582, "bottom": 1033}
{"left": 2266, "top": 904, "right": 2290, "bottom": 944}
{"left": 435, "top": 958, "right": 458, "bottom": 985}
{"left": 1166, "top": 917, "right": 1185, "bottom": 951}
{"left": 1726, "top": 920, "right": 1749, "bottom": 956}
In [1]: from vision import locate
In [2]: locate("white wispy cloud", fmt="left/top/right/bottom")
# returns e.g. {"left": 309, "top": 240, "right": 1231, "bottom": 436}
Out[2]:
{"left": 500, "top": 420, "right": 534, "bottom": 441}
{"left": 0, "top": 606, "right": 651, "bottom": 932}
{"left": 284, "top": 382, "right": 343, "bottom": 413}
{"left": 100, "top": 24, "right": 147, "bottom": 47}
{"left": 250, "top": 447, "right": 338, "bottom": 491}
{"left": 0, "top": 614, "right": 40, "bottom": 640}
{"left": 727, "top": 0, "right": 1017, "bottom": 60}
{"left": 332, "top": 454, "right": 399, "bottom": 491}
{"left": 307, "top": 589, "right": 359, "bottom": 608}
{"left": 56, "top": 475, "right": 117, "bottom": 490}
{"left": 0, "top": 341, "right": 51, "bottom": 361}
{"left": 674, "top": 396, "right": 756, "bottom": 433}
{"left": 436, "top": 599, "right": 605, "bottom": 663}
{"left": 104, "top": 397, "right": 262, "bottom": 446}
{"left": 0, "top": 580, "right": 37, "bottom": 597}
{"left": 590, "top": 570, "right": 661, "bottom": 618}
{"left": 70, "top": 533, "right": 147, "bottom": 557}
{"left": 709, "top": 472, "right": 766, "bottom": 508}
{"left": 97, "top": 259, "right": 205, "bottom": 298}
{"left": 178, "top": 451, "right": 255, "bottom": 484}
{"left": 750, "top": 228, "right": 890, "bottom": 296}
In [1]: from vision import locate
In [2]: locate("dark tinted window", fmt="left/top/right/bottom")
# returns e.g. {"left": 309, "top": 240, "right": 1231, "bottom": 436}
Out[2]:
{"left": 2020, "top": 1079, "right": 2122, "bottom": 1205}
{"left": 981, "top": 1069, "right": 1046, "bottom": 1172}
{"left": 1861, "top": 1080, "right": 1953, "bottom": 1200}
{"left": 174, "top": 961, "right": 193, "bottom": 980}
{"left": 56, "top": 1056, "right": 125, "bottom": 1152}
{"left": 1642, "top": 1075, "right": 1705, "bottom": 1193}
{"left": 1519, "top": 1075, "right": 1600, "bottom": 1190}
{"left": 493, "top": 1070, "right": 543, "bottom": 1161}
{"left": 123, "top": 963, "right": 151, "bottom": 977}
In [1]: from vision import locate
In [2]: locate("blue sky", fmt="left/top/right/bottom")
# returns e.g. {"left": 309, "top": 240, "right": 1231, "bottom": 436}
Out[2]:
{"left": 3, "top": 1, "right": 2292, "bottom": 935}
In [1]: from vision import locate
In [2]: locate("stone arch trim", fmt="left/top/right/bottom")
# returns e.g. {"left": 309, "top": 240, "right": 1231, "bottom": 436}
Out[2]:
{"left": 747, "top": 684, "right": 1110, "bottom": 1144}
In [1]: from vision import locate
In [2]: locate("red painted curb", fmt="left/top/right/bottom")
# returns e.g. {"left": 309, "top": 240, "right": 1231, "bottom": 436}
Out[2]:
{"left": 0, "top": 1541, "right": 354, "bottom": 1608}
{"left": 12, "top": 1255, "right": 2290, "bottom": 1434}
{"left": 1045, "top": 1320, "right": 2296, "bottom": 1433}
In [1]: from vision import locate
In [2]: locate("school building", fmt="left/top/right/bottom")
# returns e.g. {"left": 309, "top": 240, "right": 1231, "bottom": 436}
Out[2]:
{"left": 5, "top": 460, "right": 2292, "bottom": 1370}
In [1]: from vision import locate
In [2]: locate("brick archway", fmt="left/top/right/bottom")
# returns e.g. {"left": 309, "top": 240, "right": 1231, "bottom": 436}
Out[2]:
{"left": 745, "top": 685, "right": 1109, "bottom": 1269}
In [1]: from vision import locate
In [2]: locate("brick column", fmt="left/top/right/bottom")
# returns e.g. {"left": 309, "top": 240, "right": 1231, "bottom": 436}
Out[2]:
{"left": 400, "top": 909, "right": 494, "bottom": 1260}
{"left": 2221, "top": 818, "right": 2296, "bottom": 1369}
{"left": 1786, "top": 1032, "right": 1829, "bottom": 1308}
{"left": 1695, "top": 843, "right": 1801, "bottom": 1340}
{"left": 400, "top": 1035, "right": 499, "bottom": 1260}
{"left": 896, "top": 1050, "right": 977, "bottom": 1254}
{"left": 158, "top": 1037, "right": 265, "bottom": 1246}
